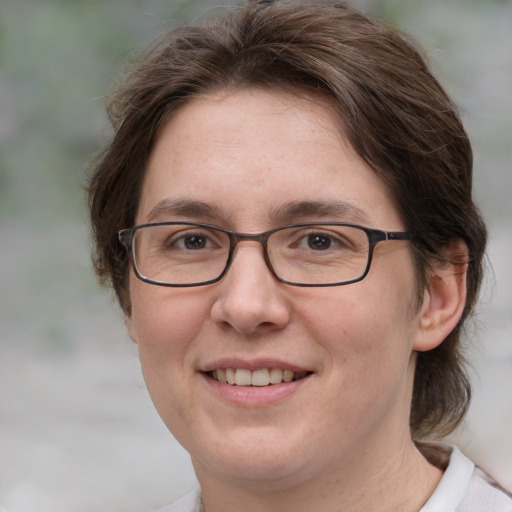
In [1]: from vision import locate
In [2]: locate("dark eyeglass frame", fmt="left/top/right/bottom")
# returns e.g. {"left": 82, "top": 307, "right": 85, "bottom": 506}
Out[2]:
{"left": 118, "top": 221, "right": 414, "bottom": 288}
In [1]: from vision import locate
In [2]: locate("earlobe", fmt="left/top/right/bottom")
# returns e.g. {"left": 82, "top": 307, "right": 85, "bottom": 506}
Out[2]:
{"left": 413, "top": 241, "right": 468, "bottom": 352}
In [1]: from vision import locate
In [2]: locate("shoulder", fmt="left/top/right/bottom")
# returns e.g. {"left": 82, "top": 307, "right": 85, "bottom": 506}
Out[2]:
{"left": 421, "top": 444, "right": 512, "bottom": 512}
{"left": 151, "top": 488, "right": 202, "bottom": 512}
{"left": 463, "top": 466, "right": 512, "bottom": 512}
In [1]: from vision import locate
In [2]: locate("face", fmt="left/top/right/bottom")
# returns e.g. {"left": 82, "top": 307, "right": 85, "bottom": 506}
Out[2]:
{"left": 126, "top": 89, "right": 425, "bottom": 489}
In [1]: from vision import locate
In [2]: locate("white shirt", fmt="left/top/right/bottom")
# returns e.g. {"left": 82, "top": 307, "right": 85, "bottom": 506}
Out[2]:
{"left": 153, "top": 445, "right": 512, "bottom": 512}
{"left": 420, "top": 446, "right": 512, "bottom": 512}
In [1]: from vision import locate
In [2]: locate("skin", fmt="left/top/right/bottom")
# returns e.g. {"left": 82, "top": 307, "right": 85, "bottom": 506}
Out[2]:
{"left": 125, "top": 88, "right": 467, "bottom": 512}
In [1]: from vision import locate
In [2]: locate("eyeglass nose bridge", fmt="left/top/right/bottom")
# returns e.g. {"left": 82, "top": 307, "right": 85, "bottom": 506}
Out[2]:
{"left": 221, "top": 230, "right": 278, "bottom": 282}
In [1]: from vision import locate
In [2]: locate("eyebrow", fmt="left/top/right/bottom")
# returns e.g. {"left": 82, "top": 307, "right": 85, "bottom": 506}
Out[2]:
{"left": 146, "top": 198, "right": 224, "bottom": 222}
{"left": 145, "top": 198, "right": 369, "bottom": 225}
{"left": 269, "top": 200, "right": 369, "bottom": 224}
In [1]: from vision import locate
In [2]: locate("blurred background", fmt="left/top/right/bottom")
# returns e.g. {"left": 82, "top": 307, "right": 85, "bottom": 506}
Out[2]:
{"left": 1, "top": 0, "right": 511, "bottom": 511}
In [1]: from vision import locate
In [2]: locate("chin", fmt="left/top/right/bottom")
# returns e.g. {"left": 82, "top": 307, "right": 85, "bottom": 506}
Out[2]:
{"left": 189, "top": 425, "right": 317, "bottom": 489}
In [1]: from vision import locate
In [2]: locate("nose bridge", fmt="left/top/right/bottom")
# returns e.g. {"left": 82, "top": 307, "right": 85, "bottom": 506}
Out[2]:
{"left": 227, "top": 231, "right": 272, "bottom": 278}
{"left": 212, "top": 233, "right": 290, "bottom": 334}
{"left": 230, "top": 230, "right": 268, "bottom": 248}
{"left": 228, "top": 235, "right": 270, "bottom": 277}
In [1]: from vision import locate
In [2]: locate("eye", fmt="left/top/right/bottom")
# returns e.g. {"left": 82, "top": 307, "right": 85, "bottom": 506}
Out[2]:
{"left": 169, "top": 231, "right": 217, "bottom": 250}
{"left": 294, "top": 231, "right": 347, "bottom": 251}
{"left": 306, "top": 233, "right": 332, "bottom": 251}
{"left": 287, "top": 228, "right": 354, "bottom": 253}
{"left": 182, "top": 234, "right": 208, "bottom": 249}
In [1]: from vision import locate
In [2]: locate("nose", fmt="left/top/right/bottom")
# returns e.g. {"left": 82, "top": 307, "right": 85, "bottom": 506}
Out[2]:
{"left": 211, "top": 242, "right": 291, "bottom": 334}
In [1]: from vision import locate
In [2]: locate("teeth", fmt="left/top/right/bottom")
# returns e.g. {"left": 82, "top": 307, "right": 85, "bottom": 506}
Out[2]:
{"left": 283, "top": 369, "right": 294, "bottom": 383}
{"left": 269, "top": 368, "right": 283, "bottom": 384}
{"left": 226, "top": 368, "right": 236, "bottom": 385}
{"left": 217, "top": 368, "right": 227, "bottom": 384}
{"left": 210, "top": 368, "right": 309, "bottom": 386}
{"left": 251, "top": 369, "right": 270, "bottom": 386}
{"left": 235, "top": 369, "right": 252, "bottom": 386}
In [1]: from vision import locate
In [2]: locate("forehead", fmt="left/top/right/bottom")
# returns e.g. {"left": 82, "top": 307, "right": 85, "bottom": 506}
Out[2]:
{"left": 138, "top": 88, "right": 402, "bottom": 230}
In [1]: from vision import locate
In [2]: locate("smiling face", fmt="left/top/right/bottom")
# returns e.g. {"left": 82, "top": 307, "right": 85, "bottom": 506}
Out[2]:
{"left": 126, "top": 88, "right": 428, "bottom": 490}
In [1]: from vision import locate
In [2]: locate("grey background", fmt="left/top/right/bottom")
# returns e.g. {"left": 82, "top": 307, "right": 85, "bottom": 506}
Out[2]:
{"left": 1, "top": 0, "right": 511, "bottom": 511}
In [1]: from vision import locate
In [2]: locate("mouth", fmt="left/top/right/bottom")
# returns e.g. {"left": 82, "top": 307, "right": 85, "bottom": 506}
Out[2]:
{"left": 206, "top": 368, "right": 312, "bottom": 387}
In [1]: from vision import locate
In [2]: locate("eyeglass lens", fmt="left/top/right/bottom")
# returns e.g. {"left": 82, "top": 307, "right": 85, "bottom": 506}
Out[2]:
{"left": 131, "top": 223, "right": 371, "bottom": 286}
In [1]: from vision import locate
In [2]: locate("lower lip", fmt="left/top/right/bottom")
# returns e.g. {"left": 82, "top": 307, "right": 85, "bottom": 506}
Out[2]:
{"left": 201, "top": 373, "right": 311, "bottom": 406}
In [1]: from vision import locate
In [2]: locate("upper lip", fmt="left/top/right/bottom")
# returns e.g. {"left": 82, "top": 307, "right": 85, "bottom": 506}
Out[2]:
{"left": 199, "top": 358, "right": 312, "bottom": 373}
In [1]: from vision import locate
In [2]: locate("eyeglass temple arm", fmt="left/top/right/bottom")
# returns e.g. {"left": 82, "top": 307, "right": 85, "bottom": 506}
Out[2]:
{"left": 386, "top": 231, "right": 414, "bottom": 241}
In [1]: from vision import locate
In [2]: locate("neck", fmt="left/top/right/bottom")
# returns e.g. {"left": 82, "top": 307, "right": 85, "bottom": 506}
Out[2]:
{"left": 194, "top": 436, "right": 443, "bottom": 512}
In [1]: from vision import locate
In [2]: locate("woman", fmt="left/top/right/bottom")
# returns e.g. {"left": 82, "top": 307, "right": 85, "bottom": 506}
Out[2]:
{"left": 88, "top": 1, "right": 511, "bottom": 510}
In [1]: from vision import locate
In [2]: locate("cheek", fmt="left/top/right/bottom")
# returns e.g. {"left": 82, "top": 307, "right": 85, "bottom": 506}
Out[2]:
{"left": 127, "top": 281, "right": 212, "bottom": 370}
{"left": 297, "top": 288, "right": 409, "bottom": 346}
{"left": 127, "top": 283, "right": 215, "bottom": 434}
{"left": 295, "top": 284, "right": 418, "bottom": 436}
{"left": 296, "top": 271, "right": 418, "bottom": 376}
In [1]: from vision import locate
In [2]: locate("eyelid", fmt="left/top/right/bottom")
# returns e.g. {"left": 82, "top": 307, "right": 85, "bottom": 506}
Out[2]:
{"left": 301, "top": 228, "right": 351, "bottom": 245}
{"left": 166, "top": 225, "right": 227, "bottom": 248}
{"left": 275, "top": 225, "right": 355, "bottom": 248}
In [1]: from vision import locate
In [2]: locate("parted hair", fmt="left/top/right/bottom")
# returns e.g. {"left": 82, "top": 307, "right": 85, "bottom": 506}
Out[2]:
{"left": 88, "top": 0, "right": 487, "bottom": 440}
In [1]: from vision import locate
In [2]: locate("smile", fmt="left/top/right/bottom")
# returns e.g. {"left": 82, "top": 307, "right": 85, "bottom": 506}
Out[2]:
{"left": 208, "top": 368, "right": 310, "bottom": 386}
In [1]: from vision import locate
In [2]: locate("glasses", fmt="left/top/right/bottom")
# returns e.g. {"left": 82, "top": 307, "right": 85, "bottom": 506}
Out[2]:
{"left": 118, "top": 222, "right": 413, "bottom": 287}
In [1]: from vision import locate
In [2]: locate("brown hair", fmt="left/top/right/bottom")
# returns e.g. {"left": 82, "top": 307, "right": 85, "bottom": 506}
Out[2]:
{"left": 88, "top": 0, "right": 487, "bottom": 440}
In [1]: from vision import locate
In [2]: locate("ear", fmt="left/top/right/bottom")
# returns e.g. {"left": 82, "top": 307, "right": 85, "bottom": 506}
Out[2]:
{"left": 413, "top": 240, "right": 468, "bottom": 352}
